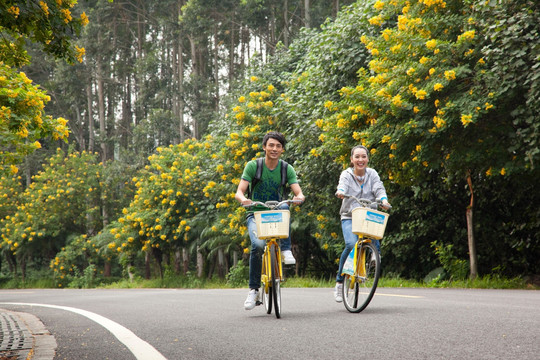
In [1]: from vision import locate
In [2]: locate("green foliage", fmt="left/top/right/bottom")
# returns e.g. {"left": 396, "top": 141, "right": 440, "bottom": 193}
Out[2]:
{"left": 226, "top": 260, "right": 249, "bottom": 287}
{"left": 0, "top": 64, "right": 70, "bottom": 174}
{"left": 0, "top": 0, "right": 88, "bottom": 66}
{"left": 2, "top": 0, "right": 539, "bottom": 286}
{"left": 1, "top": 148, "right": 101, "bottom": 259}
{"left": 432, "top": 241, "right": 469, "bottom": 280}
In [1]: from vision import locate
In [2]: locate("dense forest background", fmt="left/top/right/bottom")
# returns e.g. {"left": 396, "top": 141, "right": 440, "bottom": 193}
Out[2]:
{"left": 1, "top": 0, "right": 538, "bottom": 287}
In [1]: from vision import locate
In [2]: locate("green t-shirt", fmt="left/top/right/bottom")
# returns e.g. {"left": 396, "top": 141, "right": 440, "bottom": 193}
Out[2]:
{"left": 241, "top": 159, "right": 298, "bottom": 212}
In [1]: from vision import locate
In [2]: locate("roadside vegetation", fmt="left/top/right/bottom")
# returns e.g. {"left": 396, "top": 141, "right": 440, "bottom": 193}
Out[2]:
{"left": 1, "top": 0, "right": 538, "bottom": 289}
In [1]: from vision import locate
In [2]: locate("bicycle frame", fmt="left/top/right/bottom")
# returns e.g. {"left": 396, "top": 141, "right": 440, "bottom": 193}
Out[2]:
{"left": 340, "top": 195, "right": 387, "bottom": 313}
{"left": 351, "top": 238, "right": 373, "bottom": 281}
{"left": 261, "top": 238, "right": 283, "bottom": 291}
{"left": 243, "top": 199, "right": 301, "bottom": 318}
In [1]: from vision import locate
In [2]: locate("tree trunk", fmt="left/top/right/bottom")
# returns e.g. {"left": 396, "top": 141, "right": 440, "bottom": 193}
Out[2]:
{"left": 304, "top": 0, "right": 311, "bottom": 28}
{"left": 86, "top": 83, "right": 94, "bottom": 153}
{"left": 196, "top": 246, "right": 204, "bottom": 278}
{"left": 332, "top": 0, "right": 340, "bottom": 19}
{"left": 153, "top": 247, "right": 163, "bottom": 279}
{"left": 466, "top": 171, "right": 478, "bottom": 279}
{"left": 232, "top": 250, "right": 238, "bottom": 267}
{"left": 145, "top": 251, "right": 151, "bottom": 279}
{"left": 230, "top": 23, "right": 236, "bottom": 91}
{"left": 96, "top": 57, "right": 107, "bottom": 165}
{"left": 7, "top": 252, "right": 16, "bottom": 276}
{"left": 270, "top": 5, "right": 276, "bottom": 53}
{"left": 104, "top": 261, "right": 111, "bottom": 277}
{"left": 120, "top": 77, "right": 132, "bottom": 152}
{"left": 20, "top": 256, "right": 26, "bottom": 282}
{"left": 283, "top": 0, "right": 289, "bottom": 48}
{"left": 174, "top": 1, "right": 186, "bottom": 143}
{"left": 183, "top": 248, "right": 189, "bottom": 275}
{"left": 174, "top": 249, "right": 181, "bottom": 274}
{"left": 96, "top": 57, "right": 109, "bottom": 227}
{"left": 127, "top": 262, "right": 135, "bottom": 282}
{"left": 189, "top": 36, "right": 199, "bottom": 139}
{"left": 217, "top": 248, "right": 225, "bottom": 278}
{"left": 213, "top": 24, "right": 219, "bottom": 111}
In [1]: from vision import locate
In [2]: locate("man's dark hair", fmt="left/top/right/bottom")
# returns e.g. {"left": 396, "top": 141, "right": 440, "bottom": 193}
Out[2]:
{"left": 262, "top": 131, "right": 286, "bottom": 149}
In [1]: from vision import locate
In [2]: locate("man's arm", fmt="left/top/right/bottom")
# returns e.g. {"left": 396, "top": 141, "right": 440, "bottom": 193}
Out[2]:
{"left": 235, "top": 179, "right": 252, "bottom": 206}
{"left": 290, "top": 183, "right": 305, "bottom": 203}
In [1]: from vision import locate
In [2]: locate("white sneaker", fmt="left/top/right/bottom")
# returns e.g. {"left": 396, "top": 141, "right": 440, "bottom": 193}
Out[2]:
{"left": 334, "top": 283, "right": 343, "bottom": 302}
{"left": 244, "top": 289, "right": 259, "bottom": 310}
{"left": 282, "top": 250, "right": 296, "bottom": 265}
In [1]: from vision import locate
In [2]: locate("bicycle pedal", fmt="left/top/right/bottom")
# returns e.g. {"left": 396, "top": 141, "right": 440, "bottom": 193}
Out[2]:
{"left": 255, "top": 301, "right": 262, "bottom": 306}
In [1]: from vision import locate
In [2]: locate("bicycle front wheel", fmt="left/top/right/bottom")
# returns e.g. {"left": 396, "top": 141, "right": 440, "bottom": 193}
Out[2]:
{"left": 261, "top": 249, "right": 272, "bottom": 314}
{"left": 342, "top": 241, "right": 380, "bottom": 313}
{"left": 270, "top": 243, "right": 281, "bottom": 319}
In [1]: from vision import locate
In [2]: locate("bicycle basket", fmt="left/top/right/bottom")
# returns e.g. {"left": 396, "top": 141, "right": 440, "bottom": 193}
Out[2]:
{"left": 351, "top": 207, "right": 389, "bottom": 239}
{"left": 254, "top": 210, "right": 290, "bottom": 239}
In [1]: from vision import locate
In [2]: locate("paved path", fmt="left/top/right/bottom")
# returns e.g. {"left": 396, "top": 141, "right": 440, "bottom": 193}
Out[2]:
{"left": 0, "top": 309, "right": 55, "bottom": 360}
{"left": 1, "top": 287, "right": 539, "bottom": 359}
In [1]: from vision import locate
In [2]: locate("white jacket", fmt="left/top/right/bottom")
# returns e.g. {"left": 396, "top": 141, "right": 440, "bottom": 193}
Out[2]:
{"left": 337, "top": 167, "right": 388, "bottom": 219}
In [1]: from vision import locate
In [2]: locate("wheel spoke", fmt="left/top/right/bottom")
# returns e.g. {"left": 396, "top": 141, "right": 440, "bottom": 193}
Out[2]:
{"left": 342, "top": 242, "right": 380, "bottom": 313}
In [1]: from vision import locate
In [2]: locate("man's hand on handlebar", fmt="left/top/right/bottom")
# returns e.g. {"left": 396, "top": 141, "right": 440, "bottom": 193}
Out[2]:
{"left": 240, "top": 198, "right": 253, "bottom": 206}
{"left": 293, "top": 194, "right": 305, "bottom": 204}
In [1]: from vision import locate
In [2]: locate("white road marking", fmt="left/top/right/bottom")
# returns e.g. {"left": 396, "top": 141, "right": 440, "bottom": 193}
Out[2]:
{"left": 2, "top": 302, "right": 167, "bottom": 360}
{"left": 375, "top": 293, "right": 424, "bottom": 299}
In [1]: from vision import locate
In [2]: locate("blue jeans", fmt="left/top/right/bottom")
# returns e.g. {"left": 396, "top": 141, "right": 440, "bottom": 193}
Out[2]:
{"left": 247, "top": 204, "right": 291, "bottom": 290}
{"left": 336, "top": 219, "right": 380, "bottom": 283}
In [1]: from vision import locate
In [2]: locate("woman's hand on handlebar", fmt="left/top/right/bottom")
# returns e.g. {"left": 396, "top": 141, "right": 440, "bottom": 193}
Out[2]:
{"left": 335, "top": 190, "right": 346, "bottom": 199}
{"left": 381, "top": 199, "right": 392, "bottom": 210}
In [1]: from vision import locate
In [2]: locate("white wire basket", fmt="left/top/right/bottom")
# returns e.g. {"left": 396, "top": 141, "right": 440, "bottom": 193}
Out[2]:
{"left": 254, "top": 210, "right": 290, "bottom": 239}
{"left": 351, "top": 207, "right": 389, "bottom": 239}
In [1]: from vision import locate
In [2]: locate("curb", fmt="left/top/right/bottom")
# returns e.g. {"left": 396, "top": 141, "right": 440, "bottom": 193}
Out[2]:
{"left": 0, "top": 309, "right": 56, "bottom": 360}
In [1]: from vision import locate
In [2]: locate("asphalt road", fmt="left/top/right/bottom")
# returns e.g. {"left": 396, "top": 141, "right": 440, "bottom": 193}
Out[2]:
{"left": 1, "top": 287, "right": 539, "bottom": 359}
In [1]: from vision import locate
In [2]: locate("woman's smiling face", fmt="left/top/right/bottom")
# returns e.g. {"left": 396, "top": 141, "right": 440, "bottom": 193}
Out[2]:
{"left": 351, "top": 147, "right": 369, "bottom": 172}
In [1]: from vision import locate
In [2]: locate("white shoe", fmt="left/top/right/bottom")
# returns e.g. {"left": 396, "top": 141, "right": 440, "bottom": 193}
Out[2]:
{"left": 334, "top": 283, "right": 343, "bottom": 302}
{"left": 244, "top": 289, "right": 259, "bottom": 310}
{"left": 282, "top": 250, "right": 296, "bottom": 265}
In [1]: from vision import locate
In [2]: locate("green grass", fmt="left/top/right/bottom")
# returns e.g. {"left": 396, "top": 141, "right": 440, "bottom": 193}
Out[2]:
{"left": 0, "top": 277, "right": 56, "bottom": 289}
{"left": 0, "top": 273, "right": 537, "bottom": 290}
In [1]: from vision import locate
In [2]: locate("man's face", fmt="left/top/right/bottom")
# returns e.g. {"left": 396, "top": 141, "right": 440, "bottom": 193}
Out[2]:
{"left": 263, "top": 138, "right": 284, "bottom": 160}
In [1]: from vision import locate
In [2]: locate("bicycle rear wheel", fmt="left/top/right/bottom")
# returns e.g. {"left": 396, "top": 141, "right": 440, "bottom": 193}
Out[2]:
{"left": 342, "top": 241, "right": 380, "bottom": 313}
{"left": 270, "top": 243, "right": 281, "bottom": 319}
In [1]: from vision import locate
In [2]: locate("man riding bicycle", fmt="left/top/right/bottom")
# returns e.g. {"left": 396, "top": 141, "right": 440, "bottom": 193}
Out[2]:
{"left": 235, "top": 131, "right": 305, "bottom": 310}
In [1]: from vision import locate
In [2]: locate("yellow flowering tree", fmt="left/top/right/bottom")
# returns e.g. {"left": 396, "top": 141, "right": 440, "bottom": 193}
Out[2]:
{"left": 1, "top": 0, "right": 89, "bottom": 174}
{"left": 0, "top": 148, "right": 102, "bottom": 280}
{"left": 0, "top": 0, "right": 89, "bottom": 66}
{"left": 0, "top": 64, "right": 70, "bottom": 174}
{"left": 310, "top": 0, "right": 539, "bottom": 278}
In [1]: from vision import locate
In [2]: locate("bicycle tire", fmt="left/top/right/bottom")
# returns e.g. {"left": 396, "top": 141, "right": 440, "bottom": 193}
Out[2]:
{"left": 342, "top": 241, "right": 380, "bottom": 313}
{"left": 261, "top": 248, "right": 272, "bottom": 314}
{"left": 270, "top": 243, "right": 281, "bottom": 318}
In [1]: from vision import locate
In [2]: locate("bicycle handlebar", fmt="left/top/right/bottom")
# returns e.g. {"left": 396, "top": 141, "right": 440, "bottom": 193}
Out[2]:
{"left": 242, "top": 199, "right": 303, "bottom": 210}
{"left": 342, "top": 194, "right": 392, "bottom": 210}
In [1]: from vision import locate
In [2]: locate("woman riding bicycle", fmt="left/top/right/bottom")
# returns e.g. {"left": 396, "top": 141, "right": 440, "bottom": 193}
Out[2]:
{"left": 334, "top": 145, "right": 390, "bottom": 302}
{"left": 235, "top": 131, "right": 305, "bottom": 310}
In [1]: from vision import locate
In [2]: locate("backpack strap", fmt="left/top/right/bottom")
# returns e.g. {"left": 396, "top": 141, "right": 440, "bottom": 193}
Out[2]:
{"left": 247, "top": 158, "right": 264, "bottom": 199}
{"left": 280, "top": 160, "right": 289, "bottom": 201}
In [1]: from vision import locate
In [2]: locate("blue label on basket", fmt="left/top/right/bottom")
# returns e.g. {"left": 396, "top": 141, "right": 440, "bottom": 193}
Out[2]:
{"left": 261, "top": 212, "right": 283, "bottom": 223}
{"left": 366, "top": 211, "right": 385, "bottom": 224}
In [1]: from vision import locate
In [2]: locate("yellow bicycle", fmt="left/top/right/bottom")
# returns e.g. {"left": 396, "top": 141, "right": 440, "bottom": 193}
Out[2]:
{"left": 341, "top": 195, "right": 391, "bottom": 313}
{"left": 245, "top": 199, "right": 301, "bottom": 318}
